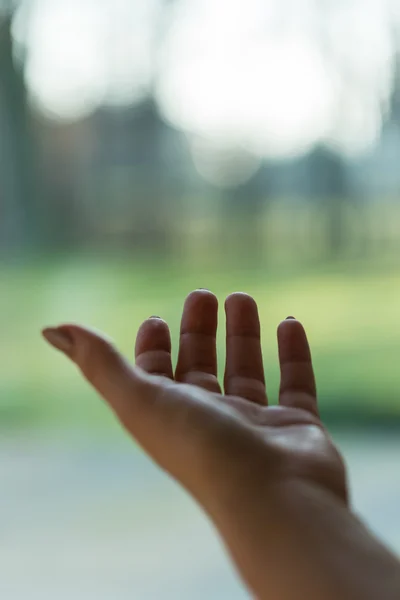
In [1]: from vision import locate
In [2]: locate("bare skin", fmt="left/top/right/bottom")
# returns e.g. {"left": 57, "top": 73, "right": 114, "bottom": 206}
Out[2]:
{"left": 42, "top": 290, "right": 400, "bottom": 599}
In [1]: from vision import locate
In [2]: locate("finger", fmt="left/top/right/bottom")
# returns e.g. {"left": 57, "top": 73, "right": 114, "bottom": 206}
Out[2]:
{"left": 175, "top": 290, "right": 221, "bottom": 393}
{"left": 277, "top": 318, "right": 318, "bottom": 416}
{"left": 224, "top": 293, "right": 266, "bottom": 405}
{"left": 135, "top": 317, "right": 174, "bottom": 379}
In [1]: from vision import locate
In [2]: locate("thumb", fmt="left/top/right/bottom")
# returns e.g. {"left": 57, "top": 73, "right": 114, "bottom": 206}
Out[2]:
{"left": 41, "top": 324, "right": 217, "bottom": 496}
{"left": 42, "top": 324, "right": 170, "bottom": 438}
{"left": 42, "top": 324, "right": 252, "bottom": 505}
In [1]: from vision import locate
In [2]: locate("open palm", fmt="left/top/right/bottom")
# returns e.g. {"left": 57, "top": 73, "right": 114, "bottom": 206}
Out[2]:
{"left": 43, "top": 290, "right": 348, "bottom": 507}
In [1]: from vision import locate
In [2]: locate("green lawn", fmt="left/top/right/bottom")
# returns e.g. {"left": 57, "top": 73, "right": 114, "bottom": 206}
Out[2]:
{"left": 1, "top": 255, "right": 399, "bottom": 430}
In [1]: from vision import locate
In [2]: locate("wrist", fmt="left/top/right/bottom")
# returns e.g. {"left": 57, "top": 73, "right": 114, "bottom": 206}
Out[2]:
{"left": 207, "top": 478, "right": 400, "bottom": 600}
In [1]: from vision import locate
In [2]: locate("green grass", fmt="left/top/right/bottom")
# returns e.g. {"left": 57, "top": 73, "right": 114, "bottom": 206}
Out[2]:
{"left": 1, "top": 254, "right": 399, "bottom": 430}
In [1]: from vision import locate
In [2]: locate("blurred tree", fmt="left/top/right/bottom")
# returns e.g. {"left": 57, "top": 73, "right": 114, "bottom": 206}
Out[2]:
{"left": 90, "top": 99, "right": 181, "bottom": 253}
{"left": 220, "top": 167, "right": 269, "bottom": 263}
{"left": 0, "top": 9, "right": 37, "bottom": 255}
{"left": 306, "top": 145, "right": 349, "bottom": 259}
{"left": 36, "top": 118, "right": 92, "bottom": 249}
{"left": 389, "top": 50, "right": 400, "bottom": 125}
{"left": 126, "top": 99, "right": 177, "bottom": 251}
{"left": 81, "top": 0, "right": 183, "bottom": 253}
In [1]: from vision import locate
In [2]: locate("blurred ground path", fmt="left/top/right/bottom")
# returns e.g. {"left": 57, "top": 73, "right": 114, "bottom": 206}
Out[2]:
{"left": 1, "top": 430, "right": 399, "bottom": 600}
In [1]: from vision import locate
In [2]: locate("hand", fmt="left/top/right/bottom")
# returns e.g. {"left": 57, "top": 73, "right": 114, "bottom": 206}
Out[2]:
{"left": 42, "top": 290, "right": 347, "bottom": 508}
{"left": 43, "top": 291, "right": 400, "bottom": 600}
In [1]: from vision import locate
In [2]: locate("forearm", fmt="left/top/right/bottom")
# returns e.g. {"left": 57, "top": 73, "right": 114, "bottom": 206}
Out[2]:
{"left": 210, "top": 479, "right": 400, "bottom": 600}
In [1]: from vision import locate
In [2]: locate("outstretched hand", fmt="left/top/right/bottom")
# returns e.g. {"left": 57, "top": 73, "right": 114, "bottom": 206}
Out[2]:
{"left": 43, "top": 290, "right": 400, "bottom": 600}
{"left": 42, "top": 290, "right": 347, "bottom": 508}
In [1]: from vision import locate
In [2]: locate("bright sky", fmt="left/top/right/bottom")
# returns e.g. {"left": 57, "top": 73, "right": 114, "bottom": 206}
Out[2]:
{"left": 11, "top": 0, "right": 400, "bottom": 174}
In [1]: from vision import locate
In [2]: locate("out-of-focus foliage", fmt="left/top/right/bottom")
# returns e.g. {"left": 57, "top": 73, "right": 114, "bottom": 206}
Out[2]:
{"left": 0, "top": 0, "right": 400, "bottom": 428}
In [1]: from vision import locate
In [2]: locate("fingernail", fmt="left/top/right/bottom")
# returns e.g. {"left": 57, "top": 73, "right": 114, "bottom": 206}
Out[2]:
{"left": 149, "top": 315, "right": 161, "bottom": 319}
{"left": 286, "top": 316, "right": 296, "bottom": 320}
{"left": 42, "top": 327, "right": 73, "bottom": 354}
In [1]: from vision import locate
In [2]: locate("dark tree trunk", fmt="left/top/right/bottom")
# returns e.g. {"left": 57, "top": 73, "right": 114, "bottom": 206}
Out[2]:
{"left": 0, "top": 14, "right": 38, "bottom": 255}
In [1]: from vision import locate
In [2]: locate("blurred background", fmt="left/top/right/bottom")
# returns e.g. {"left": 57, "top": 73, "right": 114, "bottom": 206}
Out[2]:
{"left": 1, "top": 0, "right": 400, "bottom": 598}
